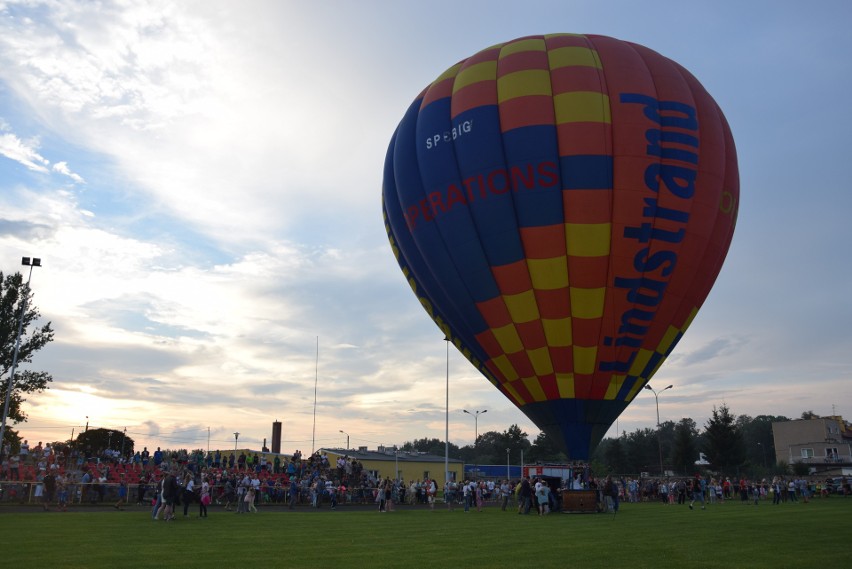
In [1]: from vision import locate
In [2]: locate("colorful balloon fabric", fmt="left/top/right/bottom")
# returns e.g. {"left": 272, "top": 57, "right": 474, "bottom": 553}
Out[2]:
{"left": 382, "top": 34, "right": 739, "bottom": 460}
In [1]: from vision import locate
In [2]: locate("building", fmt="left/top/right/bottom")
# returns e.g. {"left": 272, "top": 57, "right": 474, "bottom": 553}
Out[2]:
{"left": 321, "top": 446, "right": 463, "bottom": 483}
{"left": 771, "top": 416, "right": 852, "bottom": 475}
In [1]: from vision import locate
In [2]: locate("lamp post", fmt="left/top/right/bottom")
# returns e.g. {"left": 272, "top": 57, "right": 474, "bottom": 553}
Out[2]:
{"left": 0, "top": 257, "right": 41, "bottom": 448}
{"left": 444, "top": 337, "right": 450, "bottom": 487}
{"left": 234, "top": 432, "right": 240, "bottom": 469}
{"left": 339, "top": 430, "right": 349, "bottom": 450}
{"left": 644, "top": 384, "right": 672, "bottom": 476}
{"left": 394, "top": 445, "right": 399, "bottom": 482}
{"left": 463, "top": 409, "right": 486, "bottom": 479}
{"left": 506, "top": 448, "right": 510, "bottom": 481}
{"left": 757, "top": 442, "right": 767, "bottom": 468}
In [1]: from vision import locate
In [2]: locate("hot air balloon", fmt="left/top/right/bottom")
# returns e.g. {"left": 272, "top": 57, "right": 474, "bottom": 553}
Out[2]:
{"left": 382, "top": 34, "right": 738, "bottom": 460}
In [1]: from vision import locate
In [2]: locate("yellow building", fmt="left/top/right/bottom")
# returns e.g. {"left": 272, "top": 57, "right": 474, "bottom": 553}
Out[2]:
{"left": 322, "top": 446, "right": 463, "bottom": 483}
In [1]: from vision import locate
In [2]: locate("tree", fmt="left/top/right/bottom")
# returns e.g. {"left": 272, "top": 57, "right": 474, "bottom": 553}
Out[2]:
{"left": 601, "top": 436, "right": 627, "bottom": 474}
{"left": 400, "top": 437, "right": 461, "bottom": 458}
{"left": 473, "top": 424, "right": 531, "bottom": 465}
{"left": 0, "top": 271, "right": 54, "bottom": 449}
{"left": 703, "top": 404, "right": 746, "bottom": 473}
{"left": 671, "top": 418, "right": 699, "bottom": 474}
{"left": 791, "top": 460, "right": 809, "bottom": 476}
{"left": 526, "top": 430, "right": 567, "bottom": 463}
{"left": 623, "top": 427, "right": 658, "bottom": 474}
{"left": 737, "top": 414, "right": 789, "bottom": 469}
{"left": 73, "top": 428, "right": 136, "bottom": 458}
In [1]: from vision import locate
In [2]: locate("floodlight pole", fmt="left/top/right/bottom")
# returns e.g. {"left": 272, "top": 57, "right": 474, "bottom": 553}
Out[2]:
{"left": 463, "top": 409, "right": 486, "bottom": 480}
{"left": 234, "top": 432, "right": 240, "bottom": 469}
{"left": 644, "top": 384, "right": 673, "bottom": 476}
{"left": 506, "top": 448, "right": 510, "bottom": 481}
{"left": 444, "top": 337, "right": 450, "bottom": 488}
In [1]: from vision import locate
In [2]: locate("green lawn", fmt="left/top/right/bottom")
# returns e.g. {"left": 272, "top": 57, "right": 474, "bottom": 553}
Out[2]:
{"left": 1, "top": 499, "right": 848, "bottom": 568}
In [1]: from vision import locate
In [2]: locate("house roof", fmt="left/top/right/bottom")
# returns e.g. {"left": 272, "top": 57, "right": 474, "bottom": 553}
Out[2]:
{"left": 320, "top": 448, "right": 463, "bottom": 464}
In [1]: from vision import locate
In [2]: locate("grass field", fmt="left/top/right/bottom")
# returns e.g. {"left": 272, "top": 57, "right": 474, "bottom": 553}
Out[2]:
{"left": 0, "top": 499, "right": 848, "bottom": 568}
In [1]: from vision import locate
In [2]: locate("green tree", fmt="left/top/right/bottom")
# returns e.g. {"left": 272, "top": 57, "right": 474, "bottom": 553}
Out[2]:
{"left": 791, "top": 460, "right": 809, "bottom": 476}
{"left": 73, "top": 428, "right": 135, "bottom": 458}
{"left": 703, "top": 404, "right": 746, "bottom": 472}
{"left": 400, "top": 437, "right": 461, "bottom": 458}
{"left": 671, "top": 418, "right": 699, "bottom": 474}
{"left": 602, "top": 436, "right": 627, "bottom": 474}
{"left": 737, "top": 414, "right": 789, "bottom": 470}
{"left": 473, "top": 424, "right": 531, "bottom": 464}
{"left": 527, "top": 430, "right": 567, "bottom": 463}
{"left": 623, "top": 427, "right": 658, "bottom": 474}
{"left": 0, "top": 271, "right": 54, "bottom": 449}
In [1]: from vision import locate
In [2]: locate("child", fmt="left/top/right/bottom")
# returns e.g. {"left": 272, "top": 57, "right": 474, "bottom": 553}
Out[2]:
{"left": 199, "top": 477, "right": 210, "bottom": 518}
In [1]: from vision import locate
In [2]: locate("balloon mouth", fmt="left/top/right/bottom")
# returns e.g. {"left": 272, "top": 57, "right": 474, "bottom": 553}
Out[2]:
{"left": 522, "top": 398, "right": 630, "bottom": 461}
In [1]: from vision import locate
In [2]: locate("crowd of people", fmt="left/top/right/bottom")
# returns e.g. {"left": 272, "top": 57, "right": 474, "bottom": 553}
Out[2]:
{"left": 593, "top": 473, "right": 851, "bottom": 510}
{"left": 2, "top": 438, "right": 848, "bottom": 515}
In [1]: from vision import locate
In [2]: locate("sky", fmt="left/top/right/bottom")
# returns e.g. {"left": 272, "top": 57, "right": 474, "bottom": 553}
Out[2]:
{"left": 1, "top": 0, "right": 850, "bottom": 457}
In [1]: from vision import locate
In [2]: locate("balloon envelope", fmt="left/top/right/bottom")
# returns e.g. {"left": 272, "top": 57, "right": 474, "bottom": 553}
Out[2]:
{"left": 382, "top": 34, "right": 738, "bottom": 460}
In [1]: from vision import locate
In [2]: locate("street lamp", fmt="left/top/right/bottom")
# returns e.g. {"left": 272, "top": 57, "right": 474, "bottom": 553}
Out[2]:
{"left": 234, "top": 432, "right": 240, "bottom": 469}
{"left": 444, "top": 337, "right": 450, "bottom": 487}
{"left": 394, "top": 445, "right": 399, "bottom": 482}
{"left": 0, "top": 257, "right": 42, "bottom": 448}
{"left": 644, "top": 384, "right": 673, "bottom": 476}
{"left": 506, "top": 448, "right": 510, "bottom": 481}
{"left": 463, "top": 409, "right": 486, "bottom": 479}
{"left": 757, "top": 442, "right": 767, "bottom": 468}
{"left": 339, "top": 430, "right": 349, "bottom": 450}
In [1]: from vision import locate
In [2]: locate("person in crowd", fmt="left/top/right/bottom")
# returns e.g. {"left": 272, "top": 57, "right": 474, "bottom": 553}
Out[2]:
{"left": 151, "top": 474, "right": 164, "bottom": 520}
{"left": 42, "top": 470, "right": 56, "bottom": 511}
{"left": 136, "top": 472, "right": 148, "bottom": 506}
{"left": 536, "top": 479, "right": 550, "bottom": 515}
{"left": 500, "top": 479, "right": 512, "bottom": 511}
{"left": 157, "top": 469, "right": 178, "bottom": 521}
{"left": 236, "top": 473, "right": 250, "bottom": 514}
{"left": 288, "top": 478, "right": 299, "bottom": 509}
{"left": 114, "top": 473, "right": 128, "bottom": 510}
{"left": 688, "top": 475, "right": 705, "bottom": 510}
{"left": 246, "top": 485, "right": 258, "bottom": 513}
{"left": 223, "top": 475, "right": 236, "bottom": 511}
{"left": 9, "top": 453, "right": 20, "bottom": 480}
{"left": 445, "top": 480, "right": 457, "bottom": 511}
{"left": 377, "top": 478, "right": 387, "bottom": 512}
{"left": 426, "top": 478, "right": 436, "bottom": 510}
{"left": 518, "top": 477, "right": 532, "bottom": 514}
{"left": 182, "top": 472, "right": 196, "bottom": 516}
{"left": 327, "top": 482, "right": 337, "bottom": 510}
{"left": 56, "top": 472, "right": 69, "bottom": 512}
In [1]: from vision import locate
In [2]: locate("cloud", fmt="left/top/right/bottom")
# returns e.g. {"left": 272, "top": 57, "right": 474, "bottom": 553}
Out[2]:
{"left": 0, "top": 132, "right": 50, "bottom": 172}
{"left": 0, "top": 218, "right": 55, "bottom": 241}
{"left": 680, "top": 336, "right": 747, "bottom": 366}
{"left": 52, "top": 161, "right": 85, "bottom": 183}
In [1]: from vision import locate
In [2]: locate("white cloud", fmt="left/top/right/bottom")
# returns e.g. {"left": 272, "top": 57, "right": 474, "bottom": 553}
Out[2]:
{"left": 0, "top": 132, "right": 50, "bottom": 172}
{"left": 52, "top": 160, "right": 85, "bottom": 183}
